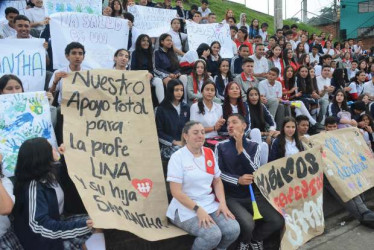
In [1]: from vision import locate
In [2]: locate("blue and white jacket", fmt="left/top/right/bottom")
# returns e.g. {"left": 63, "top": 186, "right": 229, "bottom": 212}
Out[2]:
{"left": 14, "top": 180, "right": 91, "bottom": 250}
{"left": 215, "top": 137, "right": 260, "bottom": 198}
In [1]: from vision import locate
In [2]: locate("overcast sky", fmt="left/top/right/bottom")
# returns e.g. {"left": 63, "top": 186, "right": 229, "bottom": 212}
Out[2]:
{"left": 229, "top": 0, "right": 336, "bottom": 20}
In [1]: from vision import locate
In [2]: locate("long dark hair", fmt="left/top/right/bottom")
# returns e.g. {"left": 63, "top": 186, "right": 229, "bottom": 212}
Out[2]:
{"left": 159, "top": 33, "right": 179, "bottom": 72}
{"left": 351, "top": 70, "right": 366, "bottom": 83}
{"left": 222, "top": 81, "right": 246, "bottom": 120}
{"left": 198, "top": 80, "right": 216, "bottom": 115}
{"left": 215, "top": 59, "right": 233, "bottom": 93}
{"left": 283, "top": 65, "right": 296, "bottom": 90}
{"left": 111, "top": 0, "right": 123, "bottom": 17}
{"left": 277, "top": 117, "right": 304, "bottom": 157}
{"left": 333, "top": 89, "right": 349, "bottom": 111}
{"left": 267, "top": 44, "right": 282, "bottom": 59}
{"left": 134, "top": 34, "right": 153, "bottom": 72}
{"left": 332, "top": 68, "right": 346, "bottom": 89}
{"left": 192, "top": 59, "right": 210, "bottom": 86}
{"left": 0, "top": 74, "right": 24, "bottom": 93}
{"left": 159, "top": 79, "right": 184, "bottom": 109}
{"left": 210, "top": 41, "right": 222, "bottom": 60}
{"left": 246, "top": 87, "right": 265, "bottom": 131}
{"left": 296, "top": 66, "right": 313, "bottom": 94}
{"left": 283, "top": 48, "right": 296, "bottom": 66}
{"left": 14, "top": 138, "right": 57, "bottom": 197}
{"left": 298, "top": 53, "right": 310, "bottom": 67}
{"left": 295, "top": 42, "right": 305, "bottom": 58}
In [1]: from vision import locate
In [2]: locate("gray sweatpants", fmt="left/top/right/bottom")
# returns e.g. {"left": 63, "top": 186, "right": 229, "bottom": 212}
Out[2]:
{"left": 171, "top": 210, "right": 240, "bottom": 250}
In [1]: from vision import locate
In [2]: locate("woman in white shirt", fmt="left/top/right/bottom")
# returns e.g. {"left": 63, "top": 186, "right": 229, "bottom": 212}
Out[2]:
{"left": 0, "top": 154, "right": 22, "bottom": 249}
{"left": 167, "top": 121, "right": 240, "bottom": 250}
{"left": 190, "top": 82, "right": 226, "bottom": 138}
{"left": 269, "top": 117, "right": 305, "bottom": 162}
{"left": 323, "top": 40, "right": 336, "bottom": 58}
{"left": 168, "top": 18, "right": 188, "bottom": 58}
{"left": 236, "top": 13, "right": 250, "bottom": 31}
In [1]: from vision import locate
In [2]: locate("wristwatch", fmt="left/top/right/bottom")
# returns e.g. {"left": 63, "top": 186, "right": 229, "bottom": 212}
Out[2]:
{"left": 193, "top": 205, "right": 200, "bottom": 212}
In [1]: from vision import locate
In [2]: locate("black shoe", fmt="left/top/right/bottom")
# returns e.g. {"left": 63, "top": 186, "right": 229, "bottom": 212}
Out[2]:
{"left": 360, "top": 211, "right": 374, "bottom": 229}
{"left": 250, "top": 240, "right": 264, "bottom": 250}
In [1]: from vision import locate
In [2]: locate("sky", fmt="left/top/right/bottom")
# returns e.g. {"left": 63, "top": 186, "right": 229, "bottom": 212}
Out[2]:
{"left": 228, "top": 0, "right": 336, "bottom": 20}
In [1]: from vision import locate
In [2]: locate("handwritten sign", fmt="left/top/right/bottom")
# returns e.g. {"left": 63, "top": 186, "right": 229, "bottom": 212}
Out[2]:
{"left": 61, "top": 69, "right": 186, "bottom": 240}
{"left": 49, "top": 12, "right": 129, "bottom": 70}
{"left": 0, "top": 92, "right": 57, "bottom": 177}
{"left": 45, "top": 0, "right": 102, "bottom": 16}
{"left": 0, "top": 39, "right": 46, "bottom": 92}
{"left": 0, "top": 0, "right": 26, "bottom": 21}
{"left": 308, "top": 127, "right": 374, "bottom": 202}
{"left": 186, "top": 21, "right": 234, "bottom": 58}
{"left": 128, "top": 5, "right": 177, "bottom": 37}
{"left": 254, "top": 147, "right": 324, "bottom": 250}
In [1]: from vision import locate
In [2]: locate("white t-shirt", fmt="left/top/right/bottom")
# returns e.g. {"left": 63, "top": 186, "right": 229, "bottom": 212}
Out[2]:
{"left": 316, "top": 76, "right": 331, "bottom": 100}
{"left": 49, "top": 66, "right": 90, "bottom": 104}
{"left": 258, "top": 79, "right": 283, "bottom": 99}
{"left": 173, "top": 103, "right": 181, "bottom": 115}
{"left": 348, "top": 81, "right": 364, "bottom": 96}
{"left": 0, "top": 22, "right": 16, "bottom": 38}
{"left": 0, "top": 177, "right": 15, "bottom": 236}
{"left": 25, "top": 6, "right": 46, "bottom": 31}
{"left": 285, "top": 139, "right": 300, "bottom": 157}
{"left": 198, "top": 7, "right": 211, "bottom": 24}
{"left": 309, "top": 53, "right": 320, "bottom": 65}
{"left": 323, "top": 48, "right": 335, "bottom": 56}
{"left": 259, "top": 29, "right": 267, "bottom": 42}
{"left": 166, "top": 146, "right": 221, "bottom": 222}
{"left": 51, "top": 183, "right": 65, "bottom": 215}
{"left": 250, "top": 55, "right": 269, "bottom": 74}
{"left": 190, "top": 102, "right": 223, "bottom": 138}
{"left": 167, "top": 29, "right": 187, "bottom": 52}
{"left": 363, "top": 80, "right": 374, "bottom": 96}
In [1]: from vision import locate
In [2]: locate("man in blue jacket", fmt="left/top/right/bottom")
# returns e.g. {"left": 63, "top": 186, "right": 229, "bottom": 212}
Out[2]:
{"left": 215, "top": 114, "right": 284, "bottom": 250}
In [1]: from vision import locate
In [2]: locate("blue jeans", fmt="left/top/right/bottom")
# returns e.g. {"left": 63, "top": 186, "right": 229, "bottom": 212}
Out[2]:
{"left": 171, "top": 210, "right": 240, "bottom": 250}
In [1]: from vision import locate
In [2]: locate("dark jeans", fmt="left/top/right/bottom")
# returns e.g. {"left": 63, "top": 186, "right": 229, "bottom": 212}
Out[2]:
{"left": 226, "top": 187, "right": 284, "bottom": 246}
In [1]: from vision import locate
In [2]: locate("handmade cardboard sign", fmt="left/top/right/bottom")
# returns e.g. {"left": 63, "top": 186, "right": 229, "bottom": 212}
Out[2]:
{"left": 308, "top": 127, "right": 374, "bottom": 202}
{"left": 61, "top": 69, "right": 186, "bottom": 241}
{"left": 254, "top": 147, "right": 324, "bottom": 250}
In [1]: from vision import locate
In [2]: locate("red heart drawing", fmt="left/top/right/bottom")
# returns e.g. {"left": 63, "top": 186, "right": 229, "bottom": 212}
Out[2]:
{"left": 322, "top": 151, "right": 327, "bottom": 158}
{"left": 132, "top": 179, "right": 153, "bottom": 198}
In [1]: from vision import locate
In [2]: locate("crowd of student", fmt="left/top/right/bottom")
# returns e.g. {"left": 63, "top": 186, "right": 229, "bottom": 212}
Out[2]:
{"left": 1, "top": 0, "right": 374, "bottom": 250}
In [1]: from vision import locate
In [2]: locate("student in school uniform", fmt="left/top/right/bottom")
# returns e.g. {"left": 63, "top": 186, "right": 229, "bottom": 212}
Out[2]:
{"left": 25, "top": 0, "right": 49, "bottom": 36}
{"left": 190, "top": 81, "right": 225, "bottom": 139}
{"left": 348, "top": 70, "right": 367, "bottom": 101}
{"left": 0, "top": 7, "right": 18, "bottom": 38}
{"left": 154, "top": 33, "right": 188, "bottom": 102}
{"left": 216, "top": 114, "right": 284, "bottom": 250}
{"left": 49, "top": 42, "right": 88, "bottom": 106}
{"left": 231, "top": 45, "right": 250, "bottom": 77}
{"left": 234, "top": 58, "right": 259, "bottom": 99}
{"left": 131, "top": 35, "right": 165, "bottom": 104}
{"left": 155, "top": 79, "right": 190, "bottom": 160}
{"left": 214, "top": 59, "right": 233, "bottom": 101}
{"left": 166, "top": 121, "right": 240, "bottom": 249}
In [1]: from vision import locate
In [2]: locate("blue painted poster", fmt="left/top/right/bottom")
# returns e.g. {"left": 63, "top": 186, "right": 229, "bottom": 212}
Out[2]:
{"left": 45, "top": 0, "right": 102, "bottom": 16}
{"left": 308, "top": 127, "right": 374, "bottom": 202}
{"left": 0, "top": 91, "right": 57, "bottom": 177}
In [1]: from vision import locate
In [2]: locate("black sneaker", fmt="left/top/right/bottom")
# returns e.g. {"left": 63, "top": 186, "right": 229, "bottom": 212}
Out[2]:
{"left": 360, "top": 210, "right": 374, "bottom": 229}
{"left": 250, "top": 240, "right": 264, "bottom": 250}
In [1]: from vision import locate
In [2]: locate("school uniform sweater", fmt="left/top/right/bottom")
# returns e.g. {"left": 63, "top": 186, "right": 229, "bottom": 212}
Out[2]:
{"left": 155, "top": 102, "right": 190, "bottom": 146}
{"left": 215, "top": 137, "right": 260, "bottom": 198}
{"left": 153, "top": 48, "right": 180, "bottom": 79}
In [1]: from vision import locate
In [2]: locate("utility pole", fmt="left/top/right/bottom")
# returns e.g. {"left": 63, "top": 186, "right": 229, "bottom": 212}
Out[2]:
{"left": 274, "top": 0, "right": 283, "bottom": 30}
{"left": 302, "top": 0, "right": 308, "bottom": 22}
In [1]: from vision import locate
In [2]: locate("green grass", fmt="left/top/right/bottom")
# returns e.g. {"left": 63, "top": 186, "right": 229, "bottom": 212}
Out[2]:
{"left": 176, "top": 0, "right": 321, "bottom": 35}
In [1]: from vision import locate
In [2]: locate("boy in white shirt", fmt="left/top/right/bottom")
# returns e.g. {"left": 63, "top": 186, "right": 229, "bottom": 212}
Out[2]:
{"left": 258, "top": 67, "right": 284, "bottom": 129}
{"left": 0, "top": 7, "right": 18, "bottom": 38}
{"left": 197, "top": 0, "right": 211, "bottom": 24}
{"left": 316, "top": 65, "right": 334, "bottom": 124}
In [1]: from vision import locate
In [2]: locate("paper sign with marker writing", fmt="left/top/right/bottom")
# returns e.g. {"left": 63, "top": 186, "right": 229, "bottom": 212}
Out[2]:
{"left": 61, "top": 69, "right": 186, "bottom": 241}
{"left": 50, "top": 12, "right": 129, "bottom": 69}
{"left": 45, "top": 0, "right": 102, "bottom": 16}
{"left": 254, "top": 147, "right": 324, "bottom": 250}
{"left": 0, "top": 0, "right": 26, "bottom": 21}
{"left": 308, "top": 127, "right": 374, "bottom": 202}
{"left": 186, "top": 21, "right": 234, "bottom": 58}
{"left": 128, "top": 5, "right": 177, "bottom": 37}
{"left": 0, "top": 92, "right": 57, "bottom": 177}
{"left": 0, "top": 39, "right": 46, "bottom": 92}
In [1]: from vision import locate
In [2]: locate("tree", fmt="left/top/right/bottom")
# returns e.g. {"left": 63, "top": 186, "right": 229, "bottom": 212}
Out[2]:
{"left": 307, "top": 5, "right": 336, "bottom": 26}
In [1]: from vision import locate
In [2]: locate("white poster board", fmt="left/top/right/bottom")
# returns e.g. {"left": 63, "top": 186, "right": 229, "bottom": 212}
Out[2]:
{"left": 0, "top": 0, "right": 27, "bottom": 22}
{"left": 0, "top": 39, "right": 46, "bottom": 91}
{"left": 128, "top": 5, "right": 177, "bottom": 37}
{"left": 186, "top": 21, "right": 234, "bottom": 58}
{"left": 50, "top": 12, "right": 129, "bottom": 69}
